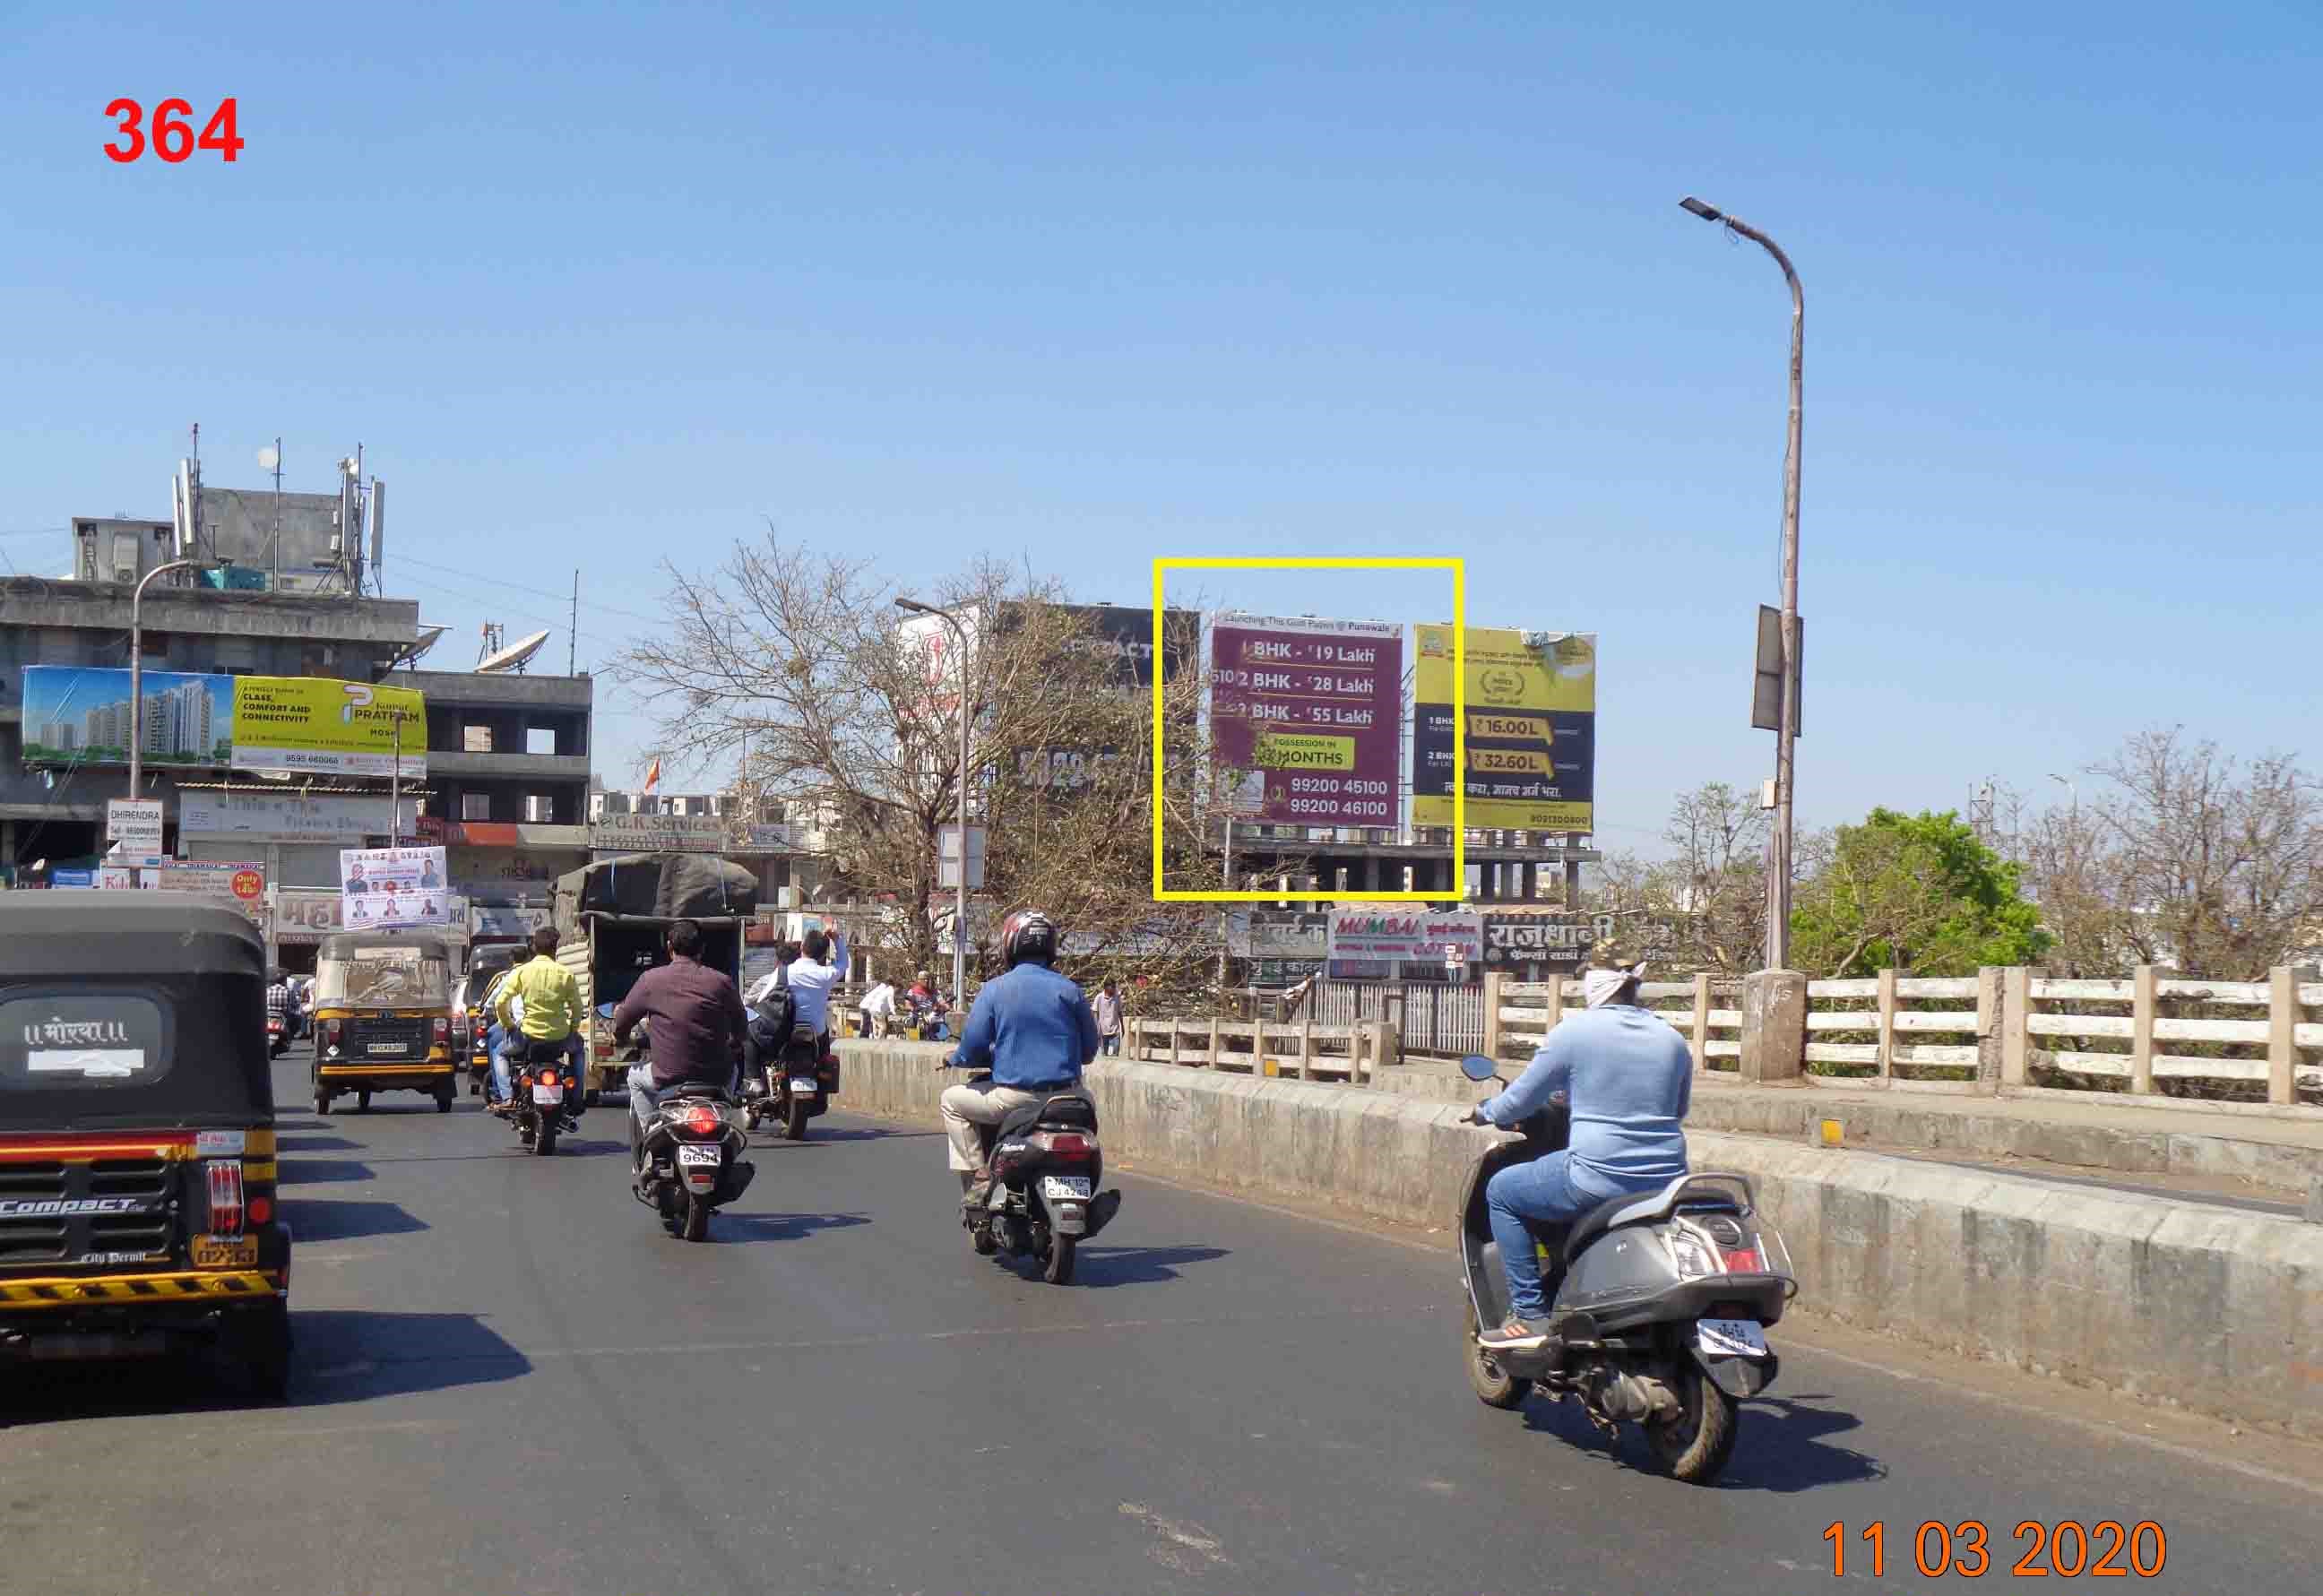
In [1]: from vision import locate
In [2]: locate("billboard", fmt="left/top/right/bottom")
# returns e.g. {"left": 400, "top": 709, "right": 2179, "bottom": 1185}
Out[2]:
{"left": 18, "top": 668, "right": 425, "bottom": 779}
{"left": 340, "top": 846, "right": 453, "bottom": 930}
{"left": 22, "top": 667, "right": 232, "bottom": 769}
{"left": 1411, "top": 626, "right": 1595, "bottom": 833}
{"left": 229, "top": 676, "right": 426, "bottom": 779}
{"left": 1209, "top": 613, "right": 1403, "bottom": 828}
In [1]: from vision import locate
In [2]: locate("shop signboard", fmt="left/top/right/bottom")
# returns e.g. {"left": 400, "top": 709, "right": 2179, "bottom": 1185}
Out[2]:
{"left": 1325, "top": 908, "right": 1481, "bottom": 979}
{"left": 589, "top": 813, "right": 728, "bottom": 853}
{"left": 177, "top": 789, "right": 404, "bottom": 843}
{"left": 1209, "top": 613, "right": 1403, "bottom": 828}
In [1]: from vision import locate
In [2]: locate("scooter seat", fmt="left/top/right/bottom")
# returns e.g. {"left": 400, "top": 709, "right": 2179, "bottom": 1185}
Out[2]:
{"left": 1559, "top": 1194, "right": 1640, "bottom": 1264}
{"left": 1562, "top": 1178, "right": 1743, "bottom": 1264}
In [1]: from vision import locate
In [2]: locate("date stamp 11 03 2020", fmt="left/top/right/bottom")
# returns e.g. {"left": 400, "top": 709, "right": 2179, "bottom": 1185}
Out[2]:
{"left": 1826, "top": 1519, "right": 2167, "bottom": 1579}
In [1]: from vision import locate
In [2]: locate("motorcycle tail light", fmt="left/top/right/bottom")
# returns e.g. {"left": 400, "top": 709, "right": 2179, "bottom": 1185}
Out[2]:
{"left": 540, "top": 1069, "right": 559, "bottom": 1089}
{"left": 683, "top": 1104, "right": 723, "bottom": 1136}
{"left": 1041, "top": 1133, "right": 1092, "bottom": 1160}
{"left": 1722, "top": 1247, "right": 1763, "bottom": 1273}
{"left": 205, "top": 1160, "right": 246, "bottom": 1236}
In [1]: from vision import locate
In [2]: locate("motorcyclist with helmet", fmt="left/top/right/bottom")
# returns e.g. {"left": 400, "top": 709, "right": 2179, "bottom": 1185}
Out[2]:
{"left": 937, "top": 909, "right": 1099, "bottom": 1207}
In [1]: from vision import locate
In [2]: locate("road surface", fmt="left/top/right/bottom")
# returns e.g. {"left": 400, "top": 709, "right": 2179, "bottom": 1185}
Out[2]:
{"left": 3, "top": 1048, "right": 2311, "bottom": 1594}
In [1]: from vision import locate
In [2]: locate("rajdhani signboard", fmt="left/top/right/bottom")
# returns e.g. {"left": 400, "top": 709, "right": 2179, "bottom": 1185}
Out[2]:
{"left": 1410, "top": 626, "right": 1594, "bottom": 833}
{"left": 19, "top": 667, "right": 425, "bottom": 780}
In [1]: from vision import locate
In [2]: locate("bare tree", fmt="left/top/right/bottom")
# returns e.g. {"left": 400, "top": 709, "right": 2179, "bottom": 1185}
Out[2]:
{"left": 2088, "top": 728, "right": 2323, "bottom": 978}
{"left": 616, "top": 531, "right": 1234, "bottom": 994}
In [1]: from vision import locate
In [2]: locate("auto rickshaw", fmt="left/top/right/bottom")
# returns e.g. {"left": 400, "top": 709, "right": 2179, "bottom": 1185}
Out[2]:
{"left": 310, "top": 931, "right": 458, "bottom": 1115}
{"left": 461, "top": 942, "right": 528, "bottom": 1094}
{"left": 0, "top": 896, "right": 292, "bottom": 1395}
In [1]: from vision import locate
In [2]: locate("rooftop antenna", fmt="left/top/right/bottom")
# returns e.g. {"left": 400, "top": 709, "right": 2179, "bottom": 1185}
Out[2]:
{"left": 478, "top": 621, "right": 505, "bottom": 667}
{"left": 257, "top": 439, "right": 281, "bottom": 586}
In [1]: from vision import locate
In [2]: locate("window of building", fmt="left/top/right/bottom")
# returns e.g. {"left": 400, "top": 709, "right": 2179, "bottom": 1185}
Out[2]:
{"left": 463, "top": 724, "right": 493, "bottom": 753}
{"left": 138, "top": 631, "right": 168, "bottom": 658}
{"left": 461, "top": 792, "right": 491, "bottom": 822}
{"left": 523, "top": 793, "right": 554, "bottom": 824}
{"left": 526, "top": 727, "right": 555, "bottom": 755}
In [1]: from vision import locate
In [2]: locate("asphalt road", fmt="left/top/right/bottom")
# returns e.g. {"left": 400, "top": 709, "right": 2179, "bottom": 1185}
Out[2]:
{"left": 3, "top": 1046, "right": 2313, "bottom": 1595}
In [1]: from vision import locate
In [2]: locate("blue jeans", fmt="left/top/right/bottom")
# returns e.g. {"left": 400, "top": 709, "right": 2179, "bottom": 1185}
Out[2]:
{"left": 1100, "top": 1033, "right": 1121, "bottom": 1056}
{"left": 627, "top": 1064, "right": 664, "bottom": 1140}
{"left": 1485, "top": 1151, "right": 1602, "bottom": 1321}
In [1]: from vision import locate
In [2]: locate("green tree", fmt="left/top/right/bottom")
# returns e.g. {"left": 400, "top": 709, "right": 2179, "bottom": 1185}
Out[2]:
{"left": 1791, "top": 807, "right": 2049, "bottom": 977}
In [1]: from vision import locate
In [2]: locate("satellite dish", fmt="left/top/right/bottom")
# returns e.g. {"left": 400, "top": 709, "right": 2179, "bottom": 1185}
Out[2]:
{"left": 476, "top": 628, "right": 550, "bottom": 674}
{"left": 406, "top": 625, "right": 447, "bottom": 663}
{"left": 256, "top": 444, "right": 280, "bottom": 471}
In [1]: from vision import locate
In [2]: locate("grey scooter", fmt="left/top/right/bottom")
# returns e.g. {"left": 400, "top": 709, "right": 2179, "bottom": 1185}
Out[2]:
{"left": 1453, "top": 1052, "right": 1797, "bottom": 1485}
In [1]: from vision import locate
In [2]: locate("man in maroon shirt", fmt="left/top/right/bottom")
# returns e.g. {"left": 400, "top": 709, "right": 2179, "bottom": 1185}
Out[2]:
{"left": 612, "top": 919, "right": 747, "bottom": 1163}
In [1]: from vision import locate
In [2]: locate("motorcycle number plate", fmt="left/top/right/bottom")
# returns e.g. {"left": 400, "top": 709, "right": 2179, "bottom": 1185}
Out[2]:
{"left": 531, "top": 1083, "right": 564, "bottom": 1104}
{"left": 676, "top": 1144, "right": 721, "bottom": 1167}
{"left": 788, "top": 1077, "right": 818, "bottom": 1093}
{"left": 1041, "top": 1176, "right": 1092, "bottom": 1200}
{"left": 1697, "top": 1317, "right": 1769, "bottom": 1358}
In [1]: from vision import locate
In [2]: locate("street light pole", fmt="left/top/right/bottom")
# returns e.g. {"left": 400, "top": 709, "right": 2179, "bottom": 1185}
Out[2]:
{"left": 1681, "top": 195, "right": 1803, "bottom": 971}
{"left": 895, "top": 597, "right": 973, "bottom": 1010}
{"left": 128, "top": 559, "right": 204, "bottom": 797}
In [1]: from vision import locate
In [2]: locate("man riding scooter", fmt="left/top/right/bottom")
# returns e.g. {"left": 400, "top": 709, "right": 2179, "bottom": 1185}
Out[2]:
{"left": 937, "top": 909, "right": 1098, "bottom": 1208}
{"left": 1471, "top": 945, "right": 1694, "bottom": 1352}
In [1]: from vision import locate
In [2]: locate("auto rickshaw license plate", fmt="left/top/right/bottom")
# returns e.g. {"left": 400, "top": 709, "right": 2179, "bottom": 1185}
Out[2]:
{"left": 192, "top": 1235, "right": 259, "bottom": 1268}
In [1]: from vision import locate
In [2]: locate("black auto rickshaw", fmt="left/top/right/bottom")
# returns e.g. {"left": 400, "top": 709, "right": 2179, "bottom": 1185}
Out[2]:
{"left": 310, "top": 931, "right": 458, "bottom": 1115}
{"left": 462, "top": 941, "right": 528, "bottom": 1093}
{"left": 0, "top": 896, "right": 291, "bottom": 1395}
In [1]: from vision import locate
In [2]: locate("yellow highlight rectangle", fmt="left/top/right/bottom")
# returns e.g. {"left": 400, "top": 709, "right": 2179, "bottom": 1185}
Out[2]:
{"left": 1152, "top": 556, "right": 1464, "bottom": 903}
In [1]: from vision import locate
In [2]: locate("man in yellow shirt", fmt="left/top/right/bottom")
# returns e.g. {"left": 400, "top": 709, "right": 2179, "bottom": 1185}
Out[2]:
{"left": 493, "top": 927, "right": 587, "bottom": 1130}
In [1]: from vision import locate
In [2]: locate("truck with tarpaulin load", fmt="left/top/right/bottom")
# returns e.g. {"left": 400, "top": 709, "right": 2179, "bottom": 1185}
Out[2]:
{"left": 553, "top": 853, "right": 757, "bottom": 1100}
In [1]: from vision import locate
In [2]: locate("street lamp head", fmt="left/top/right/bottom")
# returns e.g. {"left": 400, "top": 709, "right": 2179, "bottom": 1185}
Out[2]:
{"left": 894, "top": 596, "right": 933, "bottom": 616}
{"left": 1680, "top": 196, "right": 1723, "bottom": 223}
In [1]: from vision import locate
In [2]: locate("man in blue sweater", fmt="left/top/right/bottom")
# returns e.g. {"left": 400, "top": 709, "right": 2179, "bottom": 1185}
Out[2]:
{"left": 938, "top": 909, "right": 1099, "bottom": 1205}
{"left": 1472, "top": 951, "right": 1693, "bottom": 1351}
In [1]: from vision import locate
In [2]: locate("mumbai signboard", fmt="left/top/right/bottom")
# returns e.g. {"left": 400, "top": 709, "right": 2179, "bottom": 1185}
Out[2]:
{"left": 1411, "top": 625, "right": 1595, "bottom": 833}
{"left": 229, "top": 676, "right": 426, "bottom": 779}
{"left": 1326, "top": 908, "right": 1482, "bottom": 979}
{"left": 1209, "top": 613, "right": 1403, "bottom": 828}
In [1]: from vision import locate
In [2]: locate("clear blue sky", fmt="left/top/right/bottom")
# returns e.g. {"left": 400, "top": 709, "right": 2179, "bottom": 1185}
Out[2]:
{"left": 6, "top": 4, "right": 2318, "bottom": 850}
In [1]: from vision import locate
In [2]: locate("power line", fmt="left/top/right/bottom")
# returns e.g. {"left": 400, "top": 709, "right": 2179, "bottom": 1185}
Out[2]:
{"left": 392, "top": 550, "right": 661, "bottom": 625}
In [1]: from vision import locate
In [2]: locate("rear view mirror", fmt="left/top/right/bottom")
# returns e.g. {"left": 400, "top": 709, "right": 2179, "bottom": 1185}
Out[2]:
{"left": 1459, "top": 1053, "right": 1498, "bottom": 1083}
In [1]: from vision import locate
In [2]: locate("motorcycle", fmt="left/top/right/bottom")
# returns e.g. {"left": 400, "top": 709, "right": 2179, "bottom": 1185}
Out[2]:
{"left": 745, "top": 1022, "right": 839, "bottom": 1141}
{"left": 1453, "top": 1052, "right": 1796, "bottom": 1485}
{"left": 960, "top": 1075, "right": 1121, "bottom": 1284}
{"left": 504, "top": 1039, "right": 577, "bottom": 1157}
{"left": 266, "top": 1014, "right": 289, "bottom": 1058}
{"left": 623, "top": 1025, "right": 756, "bottom": 1241}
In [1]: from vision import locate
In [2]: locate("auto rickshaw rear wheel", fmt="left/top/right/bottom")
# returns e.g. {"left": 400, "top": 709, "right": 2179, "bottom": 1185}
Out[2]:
{"left": 357, "top": 1089, "right": 372, "bottom": 1113}
{"left": 313, "top": 1088, "right": 331, "bottom": 1117}
{"left": 435, "top": 1083, "right": 454, "bottom": 1113}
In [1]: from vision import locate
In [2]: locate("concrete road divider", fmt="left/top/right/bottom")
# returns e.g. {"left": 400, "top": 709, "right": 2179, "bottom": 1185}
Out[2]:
{"left": 842, "top": 1040, "right": 2323, "bottom": 1438}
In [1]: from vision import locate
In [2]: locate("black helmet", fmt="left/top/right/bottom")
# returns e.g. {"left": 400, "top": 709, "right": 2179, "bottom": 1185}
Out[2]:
{"left": 1000, "top": 908, "right": 1058, "bottom": 970}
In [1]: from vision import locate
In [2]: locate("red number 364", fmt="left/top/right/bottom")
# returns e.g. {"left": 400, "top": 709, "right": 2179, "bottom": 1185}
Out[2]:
{"left": 105, "top": 98, "right": 243, "bottom": 164}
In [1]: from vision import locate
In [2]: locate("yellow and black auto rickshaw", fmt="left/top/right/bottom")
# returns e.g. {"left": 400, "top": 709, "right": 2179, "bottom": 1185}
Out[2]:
{"left": 310, "top": 931, "right": 458, "bottom": 1115}
{"left": 0, "top": 895, "right": 292, "bottom": 1395}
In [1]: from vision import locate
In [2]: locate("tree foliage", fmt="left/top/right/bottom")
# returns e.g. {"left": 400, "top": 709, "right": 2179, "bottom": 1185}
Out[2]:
{"left": 1790, "top": 807, "right": 2047, "bottom": 977}
{"left": 615, "top": 531, "right": 1237, "bottom": 996}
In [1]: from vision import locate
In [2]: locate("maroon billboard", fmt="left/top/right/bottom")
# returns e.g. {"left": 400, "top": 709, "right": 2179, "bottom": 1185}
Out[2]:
{"left": 1209, "top": 613, "right": 1403, "bottom": 827}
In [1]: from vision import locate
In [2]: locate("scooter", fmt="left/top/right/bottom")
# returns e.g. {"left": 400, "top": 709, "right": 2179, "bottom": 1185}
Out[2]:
{"left": 622, "top": 1026, "right": 756, "bottom": 1241}
{"left": 1453, "top": 1052, "right": 1796, "bottom": 1485}
{"left": 960, "top": 1075, "right": 1121, "bottom": 1284}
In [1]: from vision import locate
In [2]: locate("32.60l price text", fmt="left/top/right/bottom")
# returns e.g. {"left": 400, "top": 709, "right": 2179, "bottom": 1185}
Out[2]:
{"left": 104, "top": 98, "right": 243, "bottom": 163}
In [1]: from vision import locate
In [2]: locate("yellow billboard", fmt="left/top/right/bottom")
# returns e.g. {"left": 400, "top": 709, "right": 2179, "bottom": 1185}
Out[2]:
{"left": 229, "top": 677, "right": 427, "bottom": 779}
{"left": 1410, "top": 625, "right": 1594, "bottom": 833}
